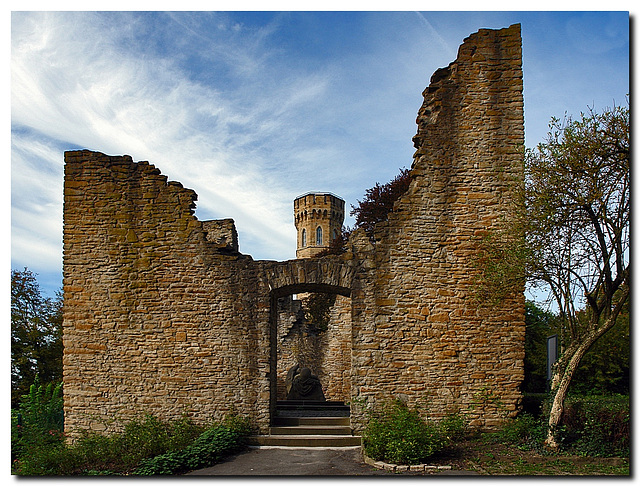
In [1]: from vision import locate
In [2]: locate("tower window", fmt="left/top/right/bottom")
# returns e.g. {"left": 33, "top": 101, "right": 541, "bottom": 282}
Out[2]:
{"left": 301, "top": 229, "right": 307, "bottom": 247}
{"left": 316, "top": 226, "right": 323, "bottom": 246}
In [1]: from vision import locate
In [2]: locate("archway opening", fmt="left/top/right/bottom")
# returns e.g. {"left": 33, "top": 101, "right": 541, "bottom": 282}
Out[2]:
{"left": 269, "top": 285, "right": 352, "bottom": 424}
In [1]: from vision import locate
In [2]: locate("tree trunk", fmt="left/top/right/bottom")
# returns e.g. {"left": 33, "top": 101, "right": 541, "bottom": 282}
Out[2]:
{"left": 545, "top": 344, "right": 588, "bottom": 448}
{"left": 545, "top": 310, "right": 625, "bottom": 448}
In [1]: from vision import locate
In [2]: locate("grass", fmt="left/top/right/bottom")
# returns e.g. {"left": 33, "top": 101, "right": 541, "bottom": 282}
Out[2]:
{"left": 417, "top": 436, "right": 629, "bottom": 476}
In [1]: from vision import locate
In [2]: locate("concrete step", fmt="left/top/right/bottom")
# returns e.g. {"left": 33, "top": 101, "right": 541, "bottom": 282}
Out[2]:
{"left": 276, "top": 400, "right": 348, "bottom": 409}
{"left": 248, "top": 435, "right": 362, "bottom": 447}
{"left": 270, "top": 425, "right": 352, "bottom": 435}
{"left": 272, "top": 416, "right": 350, "bottom": 427}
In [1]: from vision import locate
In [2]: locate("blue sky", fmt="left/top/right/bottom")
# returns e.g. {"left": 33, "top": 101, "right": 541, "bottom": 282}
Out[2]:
{"left": 9, "top": 10, "right": 630, "bottom": 298}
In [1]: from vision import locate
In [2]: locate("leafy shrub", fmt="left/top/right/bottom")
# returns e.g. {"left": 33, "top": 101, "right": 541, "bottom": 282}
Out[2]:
{"left": 12, "top": 443, "right": 75, "bottom": 476}
{"left": 134, "top": 415, "right": 253, "bottom": 475}
{"left": 485, "top": 394, "right": 630, "bottom": 458}
{"left": 484, "top": 412, "right": 547, "bottom": 450}
{"left": 439, "top": 412, "right": 469, "bottom": 442}
{"left": 13, "top": 413, "right": 208, "bottom": 475}
{"left": 363, "top": 399, "right": 467, "bottom": 465}
{"left": 12, "top": 378, "right": 64, "bottom": 464}
{"left": 557, "top": 395, "right": 629, "bottom": 457}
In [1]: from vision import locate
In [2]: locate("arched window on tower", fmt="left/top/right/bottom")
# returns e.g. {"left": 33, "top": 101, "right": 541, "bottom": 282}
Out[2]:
{"left": 316, "top": 226, "right": 323, "bottom": 246}
{"left": 301, "top": 229, "right": 307, "bottom": 247}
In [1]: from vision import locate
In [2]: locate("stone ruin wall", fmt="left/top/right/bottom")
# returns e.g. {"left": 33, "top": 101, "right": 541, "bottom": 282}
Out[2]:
{"left": 349, "top": 24, "right": 525, "bottom": 428}
{"left": 62, "top": 152, "right": 274, "bottom": 435}
{"left": 62, "top": 24, "right": 525, "bottom": 438}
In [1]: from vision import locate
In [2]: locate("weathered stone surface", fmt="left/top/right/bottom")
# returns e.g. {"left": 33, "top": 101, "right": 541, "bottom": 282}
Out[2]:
{"left": 62, "top": 24, "right": 525, "bottom": 439}
{"left": 202, "top": 219, "right": 238, "bottom": 252}
{"left": 348, "top": 23, "right": 525, "bottom": 431}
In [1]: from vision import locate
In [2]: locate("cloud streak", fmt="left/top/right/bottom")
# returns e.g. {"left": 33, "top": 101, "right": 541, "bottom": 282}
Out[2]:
{"left": 11, "top": 12, "right": 324, "bottom": 268}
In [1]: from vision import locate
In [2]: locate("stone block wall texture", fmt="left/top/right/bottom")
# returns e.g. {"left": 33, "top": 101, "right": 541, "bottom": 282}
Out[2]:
{"left": 62, "top": 24, "right": 524, "bottom": 437}
{"left": 348, "top": 24, "right": 525, "bottom": 429}
{"left": 62, "top": 152, "right": 274, "bottom": 435}
{"left": 202, "top": 218, "right": 238, "bottom": 252}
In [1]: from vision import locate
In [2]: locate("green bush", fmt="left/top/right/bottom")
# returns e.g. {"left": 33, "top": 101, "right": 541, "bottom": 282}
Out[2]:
{"left": 557, "top": 395, "right": 629, "bottom": 457}
{"left": 13, "top": 411, "right": 253, "bottom": 476}
{"left": 134, "top": 415, "right": 253, "bottom": 475}
{"left": 363, "top": 399, "right": 467, "bottom": 465}
{"left": 12, "top": 413, "right": 209, "bottom": 475}
{"left": 483, "top": 394, "right": 630, "bottom": 458}
{"left": 12, "top": 378, "right": 64, "bottom": 464}
{"left": 484, "top": 412, "right": 547, "bottom": 450}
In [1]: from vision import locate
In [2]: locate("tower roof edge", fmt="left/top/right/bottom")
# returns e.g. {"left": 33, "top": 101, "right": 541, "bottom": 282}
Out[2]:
{"left": 295, "top": 191, "right": 344, "bottom": 202}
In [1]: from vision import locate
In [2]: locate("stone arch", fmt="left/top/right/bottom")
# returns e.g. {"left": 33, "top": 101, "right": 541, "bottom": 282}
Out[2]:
{"left": 263, "top": 257, "right": 354, "bottom": 299}
{"left": 262, "top": 257, "right": 355, "bottom": 422}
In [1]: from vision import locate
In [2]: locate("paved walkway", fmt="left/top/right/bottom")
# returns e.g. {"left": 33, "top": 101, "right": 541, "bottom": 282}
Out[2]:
{"left": 187, "top": 446, "right": 478, "bottom": 476}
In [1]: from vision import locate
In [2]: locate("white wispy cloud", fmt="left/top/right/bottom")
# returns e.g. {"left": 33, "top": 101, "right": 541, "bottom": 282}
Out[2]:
{"left": 11, "top": 133, "right": 64, "bottom": 272}
{"left": 11, "top": 11, "right": 331, "bottom": 269}
{"left": 11, "top": 10, "right": 435, "bottom": 280}
{"left": 413, "top": 11, "right": 456, "bottom": 60}
{"left": 6, "top": 11, "right": 475, "bottom": 287}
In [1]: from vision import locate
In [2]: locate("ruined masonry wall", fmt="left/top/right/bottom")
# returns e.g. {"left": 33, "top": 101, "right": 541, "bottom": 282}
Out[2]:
{"left": 63, "top": 152, "right": 273, "bottom": 436}
{"left": 62, "top": 24, "right": 525, "bottom": 437}
{"left": 349, "top": 24, "right": 525, "bottom": 428}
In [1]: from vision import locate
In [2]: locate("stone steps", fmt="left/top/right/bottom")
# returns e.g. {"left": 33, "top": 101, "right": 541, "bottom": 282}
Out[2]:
{"left": 274, "top": 400, "right": 350, "bottom": 417}
{"left": 249, "top": 434, "right": 362, "bottom": 447}
{"left": 273, "top": 416, "right": 350, "bottom": 427}
{"left": 270, "top": 425, "right": 353, "bottom": 435}
{"left": 248, "top": 402, "right": 361, "bottom": 447}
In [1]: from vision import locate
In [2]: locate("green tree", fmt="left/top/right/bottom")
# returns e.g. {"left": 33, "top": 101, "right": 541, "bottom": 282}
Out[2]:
{"left": 522, "top": 300, "right": 629, "bottom": 396}
{"left": 525, "top": 105, "right": 629, "bottom": 447}
{"left": 11, "top": 268, "right": 63, "bottom": 407}
{"left": 569, "top": 300, "right": 629, "bottom": 395}
{"left": 475, "top": 103, "right": 629, "bottom": 448}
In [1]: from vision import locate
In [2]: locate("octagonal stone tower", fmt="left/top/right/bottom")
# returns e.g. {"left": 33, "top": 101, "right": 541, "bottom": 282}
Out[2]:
{"left": 294, "top": 192, "right": 345, "bottom": 258}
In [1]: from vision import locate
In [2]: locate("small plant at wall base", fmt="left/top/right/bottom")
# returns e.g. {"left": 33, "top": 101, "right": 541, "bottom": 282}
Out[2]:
{"left": 362, "top": 399, "right": 468, "bottom": 465}
{"left": 12, "top": 410, "right": 253, "bottom": 475}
